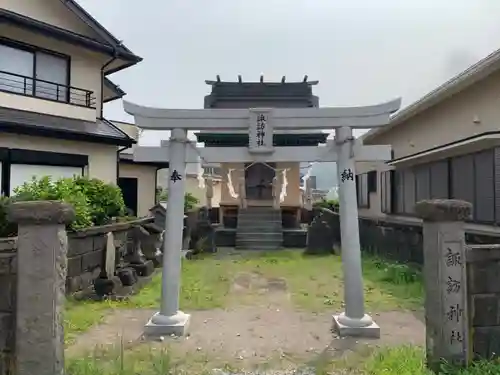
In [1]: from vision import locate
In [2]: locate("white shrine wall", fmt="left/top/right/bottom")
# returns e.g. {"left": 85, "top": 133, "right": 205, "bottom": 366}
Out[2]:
{"left": 219, "top": 161, "right": 301, "bottom": 207}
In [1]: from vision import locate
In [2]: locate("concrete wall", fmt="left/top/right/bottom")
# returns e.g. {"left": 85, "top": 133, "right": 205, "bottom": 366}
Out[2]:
{"left": 467, "top": 244, "right": 500, "bottom": 359}
{"left": 0, "top": 238, "right": 16, "bottom": 374}
{"left": 119, "top": 163, "right": 157, "bottom": 217}
{"left": 0, "top": 132, "right": 118, "bottom": 184}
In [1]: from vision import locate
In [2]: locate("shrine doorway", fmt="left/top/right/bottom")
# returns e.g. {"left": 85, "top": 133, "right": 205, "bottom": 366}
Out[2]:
{"left": 245, "top": 162, "right": 275, "bottom": 202}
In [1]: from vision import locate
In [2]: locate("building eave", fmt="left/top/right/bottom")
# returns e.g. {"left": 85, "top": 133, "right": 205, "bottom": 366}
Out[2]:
{"left": 103, "top": 78, "right": 126, "bottom": 103}
{"left": 388, "top": 131, "right": 500, "bottom": 167}
{"left": 0, "top": 122, "right": 135, "bottom": 147}
{"left": 0, "top": 9, "right": 142, "bottom": 63}
{"left": 363, "top": 48, "right": 500, "bottom": 144}
{"left": 119, "top": 153, "right": 169, "bottom": 168}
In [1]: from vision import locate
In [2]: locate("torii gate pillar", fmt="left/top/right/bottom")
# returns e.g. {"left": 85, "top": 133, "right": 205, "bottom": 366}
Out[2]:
{"left": 144, "top": 128, "right": 191, "bottom": 337}
{"left": 333, "top": 126, "right": 380, "bottom": 338}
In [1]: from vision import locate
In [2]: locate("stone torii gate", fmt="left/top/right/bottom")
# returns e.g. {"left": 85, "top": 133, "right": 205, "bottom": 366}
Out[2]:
{"left": 123, "top": 98, "right": 401, "bottom": 338}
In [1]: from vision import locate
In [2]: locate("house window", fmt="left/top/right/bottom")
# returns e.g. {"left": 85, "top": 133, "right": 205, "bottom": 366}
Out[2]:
{"left": 204, "top": 167, "right": 215, "bottom": 176}
{"left": 35, "top": 52, "right": 69, "bottom": 102}
{"left": 367, "top": 170, "right": 377, "bottom": 193}
{"left": 450, "top": 150, "right": 495, "bottom": 223}
{"left": 0, "top": 44, "right": 34, "bottom": 95}
{"left": 390, "top": 150, "right": 496, "bottom": 224}
{"left": 356, "top": 173, "right": 369, "bottom": 208}
{"left": 380, "top": 170, "right": 394, "bottom": 214}
{"left": 9, "top": 164, "right": 83, "bottom": 195}
{"left": 0, "top": 41, "right": 69, "bottom": 103}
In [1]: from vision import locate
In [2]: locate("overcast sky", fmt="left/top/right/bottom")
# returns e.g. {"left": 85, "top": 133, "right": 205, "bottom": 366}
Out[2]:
{"left": 78, "top": 0, "right": 500, "bottom": 145}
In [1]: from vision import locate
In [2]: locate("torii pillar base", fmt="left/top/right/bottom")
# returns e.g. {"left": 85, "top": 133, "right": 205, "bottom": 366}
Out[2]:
{"left": 332, "top": 313, "right": 380, "bottom": 339}
{"left": 144, "top": 311, "right": 191, "bottom": 337}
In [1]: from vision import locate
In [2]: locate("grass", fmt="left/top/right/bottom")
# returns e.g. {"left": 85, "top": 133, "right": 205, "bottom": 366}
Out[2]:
{"left": 64, "top": 250, "right": 424, "bottom": 344}
{"left": 66, "top": 344, "right": 500, "bottom": 375}
{"left": 125, "top": 250, "right": 424, "bottom": 312}
{"left": 355, "top": 346, "right": 500, "bottom": 375}
{"left": 63, "top": 251, "right": 500, "bottom": 374}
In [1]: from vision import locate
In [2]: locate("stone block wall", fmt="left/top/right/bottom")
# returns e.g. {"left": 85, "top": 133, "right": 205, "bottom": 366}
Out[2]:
{"left": 66, "top": 233, "right": 107, "bottom": 293}
{"left": 343, "top": 213, "right": 500, "bottom": 361}
{"left": 329, "top": 214, "right": 500, "bottom": 266}
{"left": 466, "top": 244, "right": 500, "bottom": 359}
{"left": 357, "top": 217, "right": 424, "bottom": 265}
{"left": 0, "top": 238, "right": 17, "bottom": 375}
{"left": 65, "top": 219, "right": 154, "bottom": 294}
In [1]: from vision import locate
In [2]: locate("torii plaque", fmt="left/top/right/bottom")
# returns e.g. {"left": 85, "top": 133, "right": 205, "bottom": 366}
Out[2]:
{"left": 124, "top": 99, "right": 401, "bottom": 338}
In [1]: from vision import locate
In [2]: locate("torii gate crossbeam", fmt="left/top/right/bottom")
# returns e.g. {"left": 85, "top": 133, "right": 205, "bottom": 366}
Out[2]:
{"left": 124, "top": 98, "right": 401, "bottom": 339}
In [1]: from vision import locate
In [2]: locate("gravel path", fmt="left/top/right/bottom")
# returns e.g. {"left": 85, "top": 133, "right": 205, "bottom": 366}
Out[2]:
{"left": 67, "top": 270, "right": 425, "bottom": 373}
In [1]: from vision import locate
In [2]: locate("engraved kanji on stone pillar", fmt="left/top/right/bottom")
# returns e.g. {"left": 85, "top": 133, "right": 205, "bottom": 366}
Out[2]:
{"left": 8, "top": 201, "right": 75, "bottom": 375}
{"left": 415, "top": 199, "right": 472, "bottom": 372}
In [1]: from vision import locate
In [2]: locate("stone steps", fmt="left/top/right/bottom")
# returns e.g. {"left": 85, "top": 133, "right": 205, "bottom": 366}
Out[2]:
{"left": 236, "top": 207, "right": 283, "bottom": 250}
{"left": 237, "top": 226, "right": 282, "bottom": 233}
{"left": 236, "top": 232, "right": 283, "bottom": 240}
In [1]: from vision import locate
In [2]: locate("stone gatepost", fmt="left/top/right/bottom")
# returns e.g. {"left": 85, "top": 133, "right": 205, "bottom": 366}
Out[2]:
{"left": 415, "top": 199, "right": 472, "bottom": 372}
{"left": 8, "top": 201, "right": 75, "bottom": 375}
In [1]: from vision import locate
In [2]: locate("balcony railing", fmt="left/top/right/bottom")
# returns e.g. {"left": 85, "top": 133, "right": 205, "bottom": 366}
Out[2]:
{"left": 0, "top": 70, "right": 96, "bottom": 109}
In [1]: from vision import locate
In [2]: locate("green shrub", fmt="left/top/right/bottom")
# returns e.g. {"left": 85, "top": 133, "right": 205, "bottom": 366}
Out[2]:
{"left": 313, "top": 198, "right": 339, "bottom": 211}
{"left": 371, "top": 257, "right": 421, "bottom": 284}
{"left": 13, "top": 176, "right": 93, "bottom": 230}
{"left": 0, "top": 196, "right": 17, "bottom": 237}
{"left": 72, "top": 176, "right": 125, "bottom": 226}
{"left": 184, "top": 192, "right": 199, "bottom": 211}
{"left": 12, "top": 176, "right": 127, "bottom": 230}
{"left": 156, "top": 188, "right": 200, "bottom": 211}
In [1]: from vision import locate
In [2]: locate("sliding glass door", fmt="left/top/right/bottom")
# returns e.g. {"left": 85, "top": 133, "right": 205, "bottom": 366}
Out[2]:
{"left": 0, "top": 44, "right": 34, "bottom": 94}
{"left": 0, "top": 42, "right": 69, "bottom": 102}
{"left": 35, "top": 52, "right": 69, "bottom": 102}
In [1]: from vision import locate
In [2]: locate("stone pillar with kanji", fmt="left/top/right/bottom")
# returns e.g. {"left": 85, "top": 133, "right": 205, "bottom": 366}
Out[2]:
{"left": 9, "top": 201, "right": 75, "bottom": 375}
{"left": 415, "top": 199, "right": 472, "bottom": 372}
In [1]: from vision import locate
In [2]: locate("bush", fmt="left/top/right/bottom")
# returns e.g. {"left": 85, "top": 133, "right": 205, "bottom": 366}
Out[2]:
{"left": 12, "top": 175, "right": 127, "bottom": 230}
{"left": 13, "top": 176, "right": 93, "bottom": 230}
{"left": 371, "top": 257, "right": 422, "bottom": 284}
{"left": 156, "top": 188, "right": 200, "bottom": 211}
{"left": 72, "top": 176, "right": 125, "bottom": 226}
{"left": 0, "top": 197, "right": 17, "bottom": 237}
{"left": 313, "top": 198, "right": 339, "bottom": 211}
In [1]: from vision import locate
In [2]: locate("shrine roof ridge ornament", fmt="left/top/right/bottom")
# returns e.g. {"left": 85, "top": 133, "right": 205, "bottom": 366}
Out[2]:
{"left": 123, "top": 98, "right": 402, "bottom": 131}
{"left": 204, "top": 74, "right": 319, "bottom": 85}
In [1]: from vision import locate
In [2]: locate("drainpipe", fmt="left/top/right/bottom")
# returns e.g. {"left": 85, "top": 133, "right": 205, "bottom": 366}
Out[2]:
{"left": 100, "top": 52, "right": 118, "bottom": 119}
{"left": 103, "top": 49, "right": 120, "bottom": 184}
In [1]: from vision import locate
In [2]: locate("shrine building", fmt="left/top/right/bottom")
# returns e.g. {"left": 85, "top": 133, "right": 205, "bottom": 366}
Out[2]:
{"left": 195, "top": 76, "right": 327, "bottom": 248}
